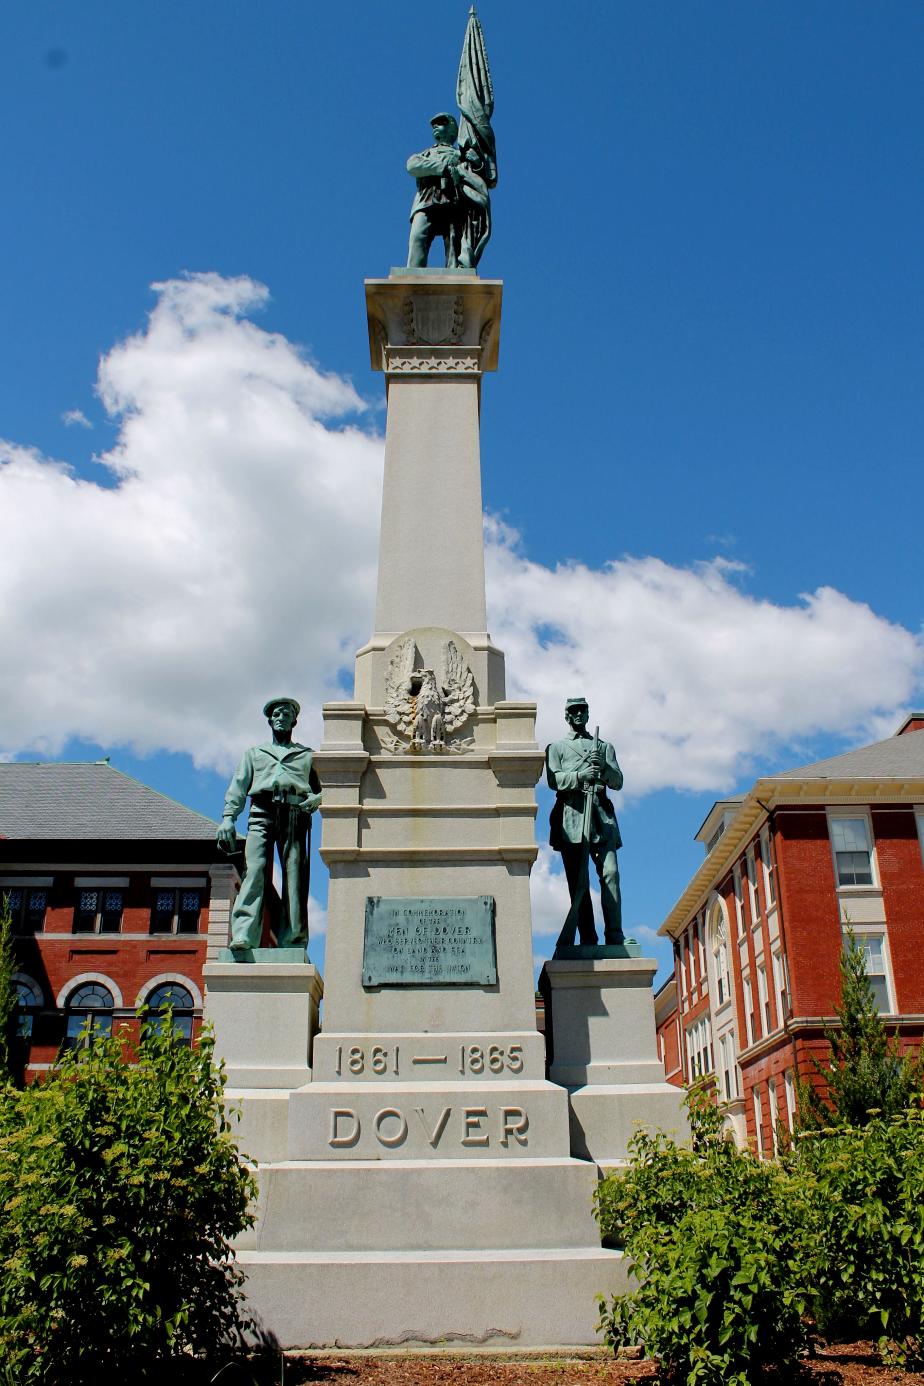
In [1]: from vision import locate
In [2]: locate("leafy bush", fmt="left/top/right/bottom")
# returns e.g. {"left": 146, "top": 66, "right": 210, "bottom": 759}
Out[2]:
{"left": 798, "top": 927, "right": 922, "bottom": 1130}
{"left": 0, "top": 896, "right": 17, "bottom": 1083}
{"left": 794, "top": 1110, "right": 924, "bottom": 1369}
{"left": 595, "top": 1087, "right": 809, "bottom": 1385}
{"left": 0, "top": 1014, "right": 257, "bottom": 1383}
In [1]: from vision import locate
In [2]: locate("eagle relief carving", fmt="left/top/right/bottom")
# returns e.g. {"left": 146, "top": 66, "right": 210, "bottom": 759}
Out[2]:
{"left": 382, "top": 638, "right": 477, "bottom": 754}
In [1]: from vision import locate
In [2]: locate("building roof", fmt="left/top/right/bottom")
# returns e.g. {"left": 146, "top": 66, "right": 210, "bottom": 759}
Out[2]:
{"left": 771, "top": 726, "right": 924, "bottom": 782}
{"left": 660, "top": 722, "right": 924, "bottom": 940}
{"left": 0, "top": 761, "right": 220, "bottom": 841}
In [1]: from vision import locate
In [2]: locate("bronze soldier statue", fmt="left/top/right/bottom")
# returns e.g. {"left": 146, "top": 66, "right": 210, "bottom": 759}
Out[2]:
{"left": 217, "top": 697, "right": 321, "bottom": 957}
{"left": 545, "top": 696, "right": 624, "bottom": 950}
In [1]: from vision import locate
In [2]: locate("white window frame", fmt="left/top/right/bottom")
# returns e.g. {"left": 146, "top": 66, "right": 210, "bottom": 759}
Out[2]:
{"left": 697, "top": 916, "right": 707, "bottom": 984}
{"left": 742, "top": 975, "right": 754, "bottom": 1046}
{"left": 753, "top": 1086, "right": 764, "bottom": 1156}
{"left": 771, "top": 948, "right": 789, "bottom": 1022}
{"left": 843, "top": 924, "right": 896, "bottom": 1014}
{"left": 679, "top": 939, "right": 689, "bottom": 1001}
{"left": 687, "top": 925, "right": 697, "bottom": 988}
{"left": 760, "top": 827, "right": 777, "bottom": 908}
{"left": 784, "top": 1068, "right": 796, "bottom": 1130}
{"left": 718, "top": 1031, "right": 738, "bottom": 1101}
{"left": 827, "top": 811, "right": 878, "bottom": 891}
{"left": 757, "top": 962, "right": 772, "bottom": 1034}
{"left": 685, "top": 1014, "right": 713, "bottom": 1082}
{"left": 768, "top": 1077, "right": 780, "bottom": 1154}
{"left": 746, "top": 847, "right": 761, "bottom": 927}
{"left": 915, "top": 808, "right": 924, "bottom": 869}
{"left": 732, "top": 865, "right": 745, "bottom": 939}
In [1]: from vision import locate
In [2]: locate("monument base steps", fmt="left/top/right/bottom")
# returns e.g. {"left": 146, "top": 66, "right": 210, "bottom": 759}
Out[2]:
{"left": 240, "top": 1156, "right": 603, "bottom": 1252}
{"left": 238, "top": 1246, "right": 627, "bottom": 1350}
{"left": 567, "top": 1083, "right": 690, "bottom": 1168}
{"left": 287, "top": 1078, "right": 573, "bottom": 1160}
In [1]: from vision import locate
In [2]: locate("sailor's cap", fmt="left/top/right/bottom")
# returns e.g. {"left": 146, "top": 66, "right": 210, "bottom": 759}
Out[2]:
{"left": 263, "top": 696, "right": 301, "bottom": 718}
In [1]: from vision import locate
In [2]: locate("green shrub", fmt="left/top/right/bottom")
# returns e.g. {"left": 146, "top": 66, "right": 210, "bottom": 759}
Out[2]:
{"left": 595, "top": 1087, "right": 809, "bottom": 1385}
{"left": 0, "top": 897, "right": 17, "bottom": 1083}
{"left": 794, "top": 1110, "right": 924, "bottom": 1369}
{"left": 0, "top": 1013, "right": 257, "bottom": 1383}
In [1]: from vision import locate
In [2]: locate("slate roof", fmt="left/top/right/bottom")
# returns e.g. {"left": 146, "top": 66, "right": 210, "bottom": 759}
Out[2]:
{"left": 0, "top": 762, "right": 220, "bottom": 840}
{"left": 771, "top": 727, "right": 924, "bottom": 782}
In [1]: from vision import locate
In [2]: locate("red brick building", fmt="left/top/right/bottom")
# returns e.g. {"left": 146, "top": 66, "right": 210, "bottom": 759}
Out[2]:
{"left": 0, "top": 760, "right": 238, "bottom": 1078}
{"left": 656, "top": 715, "right": 924, "bottom": 1150}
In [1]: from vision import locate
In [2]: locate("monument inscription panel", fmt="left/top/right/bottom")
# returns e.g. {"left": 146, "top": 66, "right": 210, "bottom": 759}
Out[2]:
{"left": 363, "top": 896, "right": 497, "bottom": 986}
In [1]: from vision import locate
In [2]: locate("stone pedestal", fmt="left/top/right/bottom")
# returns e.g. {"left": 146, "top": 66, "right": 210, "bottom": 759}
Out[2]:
{"left": 203, "top": 960, "right": 323, "bottom": 1164}
{"left": 215, "top": 272, "right": 627, "bottom": 1347}
{"left": 540, "top": 957, "right": 687, "bottom": 1166}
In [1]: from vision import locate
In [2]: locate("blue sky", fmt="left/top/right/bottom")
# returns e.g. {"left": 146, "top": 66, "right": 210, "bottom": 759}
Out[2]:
{"left": 2, "top": 2, "right": 922, "bottom": 981}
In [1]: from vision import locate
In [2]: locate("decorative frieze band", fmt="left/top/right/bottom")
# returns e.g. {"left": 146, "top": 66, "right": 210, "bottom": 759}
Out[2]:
{"left": 384, "top": 345, "right": 482, "bottom": 376}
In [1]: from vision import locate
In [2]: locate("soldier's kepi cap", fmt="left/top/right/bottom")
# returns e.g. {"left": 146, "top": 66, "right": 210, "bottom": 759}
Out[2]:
{"left": 565, "top": 696, "right": 589, "bottom": 709}
{"left": 430, "top": 110, "right": 458, "bottom": 128}
{"left": 263, "top": 696, "right": 300, "bottom": 718}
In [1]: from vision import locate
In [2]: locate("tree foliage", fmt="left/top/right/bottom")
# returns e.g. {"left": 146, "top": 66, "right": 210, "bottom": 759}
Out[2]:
{"left": 0, "top": 1015, "right": 257, "bottom": 1383}
{"left": 0, "top": 896, "right": 18, "bottom": 1084}
{"left": 595, "top": 1087, "right": 809, "bottom": 1385}
{"left": 797, "top": 927, "right": 921, "bottom": 1130}
{"left": 793, "top": 1112, "right": 924, "bottom": 1369}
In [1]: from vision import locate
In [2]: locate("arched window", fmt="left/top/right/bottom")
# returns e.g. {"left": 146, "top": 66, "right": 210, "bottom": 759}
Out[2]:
{"left": 13, "top": 976, "right": 43, "bottom": 1040}
{"left": 710, "top": 903, "right": 730, "bottom": 1008}
{"left": 143, "top": 982, "right": 195, "bottom": 1045}
{"left": 65, "top": 981, "right": 114, "bottom": 1047}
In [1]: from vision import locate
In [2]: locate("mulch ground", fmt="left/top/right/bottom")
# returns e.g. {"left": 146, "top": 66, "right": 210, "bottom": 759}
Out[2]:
{"left": 263, "top": 1342, "right": 924, "bottom": 1386}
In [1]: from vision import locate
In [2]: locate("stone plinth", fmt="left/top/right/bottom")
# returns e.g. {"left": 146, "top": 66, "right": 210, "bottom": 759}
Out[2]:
{"left": 202, "top": 961, "right": 322, "bottom": 1090}
{"left": 540, "top": 957, "right": 687, "bottom": 1166}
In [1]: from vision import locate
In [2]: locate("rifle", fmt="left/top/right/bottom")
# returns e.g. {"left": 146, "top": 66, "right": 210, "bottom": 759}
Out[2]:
{"left": 556, "top": 725, "right": 599, "bottom": 951}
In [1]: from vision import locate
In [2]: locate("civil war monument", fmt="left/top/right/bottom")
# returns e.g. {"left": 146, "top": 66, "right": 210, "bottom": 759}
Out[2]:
{"left": 203, "top": 9, "right": 683, "bottom": 1348}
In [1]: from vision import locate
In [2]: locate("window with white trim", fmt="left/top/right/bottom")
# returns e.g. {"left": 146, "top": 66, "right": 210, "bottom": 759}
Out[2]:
{"left": 757, "top": 962, "right": 772, "bottom": 1033}
{"left": 64, "top": 982, "right": 114, "bottom": 1047}
{"left": 732, "top": 865, "right": 745, "bottom": 939}
{"left": 14, "top": 977, "right": 43, "bottom": 1041}
{"left": 1, "top": 885, "right": 49, "bottom": 935}
{"left": 753, "top": 1086, "right": 764, "bottom": 1155}
{"left": 142, "top": 982, "right": 195, "bottom": 1045}
{"left": 772, "top": 949, "right": 789, "bottom": 1021}
{"left": 784, "top": 1069, "right": 796, "bottom": 1130}
{"left": 679, "top": 940, "right": 688, "bottom": 1001}
{"left": 715, "top": 937, "right": 729, "bottom": 1007}
{"left": 829, "top": 816, "right": 874, "bottom": 887}
{"left": 742, "top": 976, "right": 755, "bottom": 1046}
{"left": 916, "top": 810, "right": 924, "bottom": 869}
{"left": 768, "top": 1077, "right": 780, "bottom": 1154}
{"left": 845, "top": 929, "right": 893, "bottom": 1014}
{"left": 697, "top": 917, "right": 707, "bottom": 983}
{"left": 746, "top": 848, "right": 760, "bottom": 926}
{"left": 688, "top": 925, "right": 697, "bottom": 988}
{"left": 718, "top": 1032, "right": 738, "bottom": 1100}
{"left": 686, "top": 1015, "right": 713, "bottom": 1082}
{"left": 760, "top": 827, "right": 776, "bottom": 907}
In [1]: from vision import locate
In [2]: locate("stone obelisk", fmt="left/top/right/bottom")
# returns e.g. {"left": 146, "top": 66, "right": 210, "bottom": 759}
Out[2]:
{"left": 219, "top": 11, "right": 632, "bottom": 1348}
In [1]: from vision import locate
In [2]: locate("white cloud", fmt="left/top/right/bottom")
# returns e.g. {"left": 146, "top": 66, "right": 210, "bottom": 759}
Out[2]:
{"left": 486, "top": 520, "right": 924, "bottom": 795}
{"left": 2, "top": 271, "right": 921, "bottom": 798}
{"left": 529, "top": 843, "right": 603, "bottom": 941}
{"left": 62, "top": 408, "right": 91, "bottom": 429}
{"left": 0, "top": 273, "right": 382, "bottom": 766}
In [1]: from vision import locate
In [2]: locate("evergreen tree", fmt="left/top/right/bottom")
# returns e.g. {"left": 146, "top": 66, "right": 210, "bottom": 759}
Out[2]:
{"left": 0, "top": 895, "right": 17, "bottom": 1083}
{"left": 797, "top": 926, "right": 921, "bottom": 1128}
